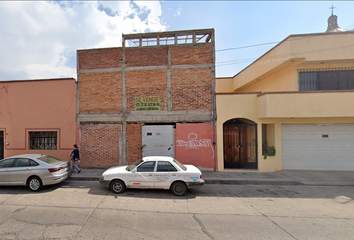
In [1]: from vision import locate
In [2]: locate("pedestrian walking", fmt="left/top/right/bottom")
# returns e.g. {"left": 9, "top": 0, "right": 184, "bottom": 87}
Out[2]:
{"left": 70, "top": 144, "right": 81, "bottom": 173}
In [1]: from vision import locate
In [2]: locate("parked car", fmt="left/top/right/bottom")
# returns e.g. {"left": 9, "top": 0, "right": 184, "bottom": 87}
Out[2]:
{"left": 100, "top": 156, "right": 204, "bottom": 196}
{"left": 0, "top": 154, "right": 71, "bottom": 191}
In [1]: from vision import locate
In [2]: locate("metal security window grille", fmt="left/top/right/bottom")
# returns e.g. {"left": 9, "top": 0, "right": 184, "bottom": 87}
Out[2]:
{"left": 299, "top": 70, "right": 354, "bottom": 91}
{"left": 29, "top": 131, "right": 57, "bottom": 150}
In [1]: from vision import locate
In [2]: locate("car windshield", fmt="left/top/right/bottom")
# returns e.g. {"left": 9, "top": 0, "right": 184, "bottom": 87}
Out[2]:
{"left": 126, "top": 160, "right": 143, "bottom": 171}
{"left": 38, "top": 155, "right": 63, "bottom": 164}
{"left": 173, "top": 159, "right": 187, "bottom": 171}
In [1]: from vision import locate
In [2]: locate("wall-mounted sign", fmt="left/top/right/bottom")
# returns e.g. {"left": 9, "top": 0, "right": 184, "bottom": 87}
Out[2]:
{"left": 135, "top": 96, "right": 160, "bottom": 111}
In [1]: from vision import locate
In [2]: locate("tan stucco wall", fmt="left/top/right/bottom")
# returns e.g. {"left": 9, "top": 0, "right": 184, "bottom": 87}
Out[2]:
{"left": 237, "top": 61, "right": 354, "bottom": 93}
{"left": 226, "top": 32, "right": 354, "bottom": 92}
{"left": 215, "top": 32, "right": 354, "bottom": 172}
{"left": 216, "top": 94, "right": 259, "bottom": 171}
{"left": 258, "top": 91, "right": 354, "bottom": 118}
{"left": 216, "top": 94, "right": 283, "bottom": 172}
{"left": 217, "top": 92, "right": 354, "bottom": 172}
{"left": 215, "top": 77, "right": 234, "bottom": 93}
{"left": 239, "top": 64, "right": 297, "bottom": 92}
{"left": 0, "top": 79, "right": 77, "bottom": 160}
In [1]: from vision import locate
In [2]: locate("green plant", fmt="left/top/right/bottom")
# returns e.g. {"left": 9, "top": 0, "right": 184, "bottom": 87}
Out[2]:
{"left": 262, "top": 143, "right": 276, "bottom": 159}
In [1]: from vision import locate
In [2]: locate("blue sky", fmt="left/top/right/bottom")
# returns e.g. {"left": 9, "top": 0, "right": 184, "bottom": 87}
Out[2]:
{"left": 1, "top": 1, "right": 354, "bottom": 80}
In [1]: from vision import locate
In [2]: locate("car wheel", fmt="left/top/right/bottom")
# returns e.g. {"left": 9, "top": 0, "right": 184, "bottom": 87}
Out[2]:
{"left": 27, "top": 177, "right": 43, "bottom": 191}
{"left": 171, "top": 182, "right": 187, "bottom": 196}
{"left": 110, "top": 180, "right": 125, "bottom": 194}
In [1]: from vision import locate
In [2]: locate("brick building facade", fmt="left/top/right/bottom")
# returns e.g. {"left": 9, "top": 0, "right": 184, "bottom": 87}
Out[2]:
{"left": 77, "top": 29, "right": 216, "bottom": 170}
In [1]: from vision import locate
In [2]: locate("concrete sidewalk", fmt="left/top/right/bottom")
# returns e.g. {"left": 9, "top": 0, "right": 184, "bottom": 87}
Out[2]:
{"left": 69, "top": 169, "right": 354, "bottom": 186}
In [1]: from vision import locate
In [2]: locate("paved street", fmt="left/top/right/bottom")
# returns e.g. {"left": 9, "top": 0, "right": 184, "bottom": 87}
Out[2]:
{"left": 1, "top": 180, "right": 354, "bottom": 240}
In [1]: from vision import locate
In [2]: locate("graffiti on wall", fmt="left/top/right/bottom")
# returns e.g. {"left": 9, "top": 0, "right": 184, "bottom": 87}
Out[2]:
{"left": 176, "top": 133, "right": 214, "bottom": 155}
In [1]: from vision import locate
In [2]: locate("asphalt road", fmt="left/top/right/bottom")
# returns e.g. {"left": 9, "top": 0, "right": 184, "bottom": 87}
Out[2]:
{"left": 1, "top": 180, "right": 354, "bottom": 240}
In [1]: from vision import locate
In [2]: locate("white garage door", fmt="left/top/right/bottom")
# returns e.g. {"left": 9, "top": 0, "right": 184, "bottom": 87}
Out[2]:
{"left": 142, "top": 125, "right": 175, "bottom": 158}
{"left": 282, "top": 124, "right": 354, "bottom": 170}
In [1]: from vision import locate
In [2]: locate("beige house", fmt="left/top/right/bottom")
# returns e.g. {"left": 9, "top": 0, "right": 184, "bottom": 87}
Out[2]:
{"left": 216, "top": 30, "right": 354, "bottom": 172}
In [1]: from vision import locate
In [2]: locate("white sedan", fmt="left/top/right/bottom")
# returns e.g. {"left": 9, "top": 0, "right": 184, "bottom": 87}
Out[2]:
{"left": 99, "top": 156, "right": 204, "bottom": 196}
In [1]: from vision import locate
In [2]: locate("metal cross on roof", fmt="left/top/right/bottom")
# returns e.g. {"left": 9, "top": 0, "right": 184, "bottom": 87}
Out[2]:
{"left": 330, "top": 4, "right": 336, "bottom": 15}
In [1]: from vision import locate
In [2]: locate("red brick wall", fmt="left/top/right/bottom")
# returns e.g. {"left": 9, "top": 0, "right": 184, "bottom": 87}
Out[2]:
{"left": 171, "top": 45, "right": 213, "bottom": 65}
{"left": 126, "top": 47, "right": 168, "bottom": 67}
{"left": 80, "top": 123, "right": 121, "bottom": 168}
{"left": 171, "top": 68, "right": 213, "bottom": 111}
{"left": 78, "top": 48, "right": 122, "bottom": 69}
{"left": 78, "top": 40, "right": 214, "bottom": 168}
{"left": 126, "top": 69, "right": 167, "bottom": 111}
{"left": 127, "top": 123, "right": 142, "bottom": 164}
{"left": 79, "top": 72, "right": 122, "bottom": 113}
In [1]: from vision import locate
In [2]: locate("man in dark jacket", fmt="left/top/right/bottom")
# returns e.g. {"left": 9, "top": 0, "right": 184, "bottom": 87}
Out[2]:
{"left": 70, "top": 144, "right": 81, "bottom": 173}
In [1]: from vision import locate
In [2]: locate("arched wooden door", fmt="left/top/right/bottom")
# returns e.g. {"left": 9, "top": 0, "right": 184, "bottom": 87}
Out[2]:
{"left": 223, "top": 118, "right": 257, "bottom": 169}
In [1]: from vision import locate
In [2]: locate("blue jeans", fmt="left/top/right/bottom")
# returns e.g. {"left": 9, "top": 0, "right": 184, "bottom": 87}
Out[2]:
{"left": 72, "top": 159, "right": 81, "bottom": 172}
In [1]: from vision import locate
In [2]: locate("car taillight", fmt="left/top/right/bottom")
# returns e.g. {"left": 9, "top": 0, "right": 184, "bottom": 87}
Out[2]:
{"left": 48, "top": 167, "right": 62, "bottom": 173}
{"left": 200, "top": 174, "right": 202, "bottom": 179}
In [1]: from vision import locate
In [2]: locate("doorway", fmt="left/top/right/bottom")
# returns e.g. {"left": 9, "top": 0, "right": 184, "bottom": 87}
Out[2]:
{"left": 223, "top": 118, "right": 257, "bottom": 169}
{"left": 142, "top": 125, "right": 175, "bottom": 158}
{"left": 0, "top": 131, "right": 4, "bottom": 160}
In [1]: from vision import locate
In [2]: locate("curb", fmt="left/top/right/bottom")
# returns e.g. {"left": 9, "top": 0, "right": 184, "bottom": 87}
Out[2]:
{"left": 67, "top": 177, "right": 354, "bottom": 186}
{"left": 68, "top": 177, "right": 303, "bottom": 186}
{"left": 69, "top": 177, "right": 100, "bottom": 181}
{"left": 204, "top": 179, "right": 303, "bottom": 185}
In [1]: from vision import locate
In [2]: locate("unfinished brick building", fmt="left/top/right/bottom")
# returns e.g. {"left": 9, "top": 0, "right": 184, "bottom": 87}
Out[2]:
{"left": 77, "top": 29, "right": 216, "bottom": 170}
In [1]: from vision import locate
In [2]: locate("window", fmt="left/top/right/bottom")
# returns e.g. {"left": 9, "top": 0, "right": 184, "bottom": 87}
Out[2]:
{"left": 173, "top": 159, "right": 187, "bottom": 171}
{"left": 14, "top": 158, "right": 39, "bottom": 167}
{"left": 157, "top": 161, "right": 177, "bottom": 172}
{"left": 30, "top": 160, "right": 39, "bottom": 166}
{"left": 299, "top": 70, "right": 354, "bottom": 91}
{"left": 29, "top": 131, "right": 57, "bottom": 150}
{"left": 15, "top": 158, "right": 31, "bottom": 167}
{"left": 0, "top": 159, "right": 15, "bottom": 168}
{"left": 137, "top": 161, "right": 156, "bottom": 172}
{"left": 38, "top": 155, "right": 62, "bottom": 164}
{"left": 126, "top": 160, "right": 143, "bottom": 171}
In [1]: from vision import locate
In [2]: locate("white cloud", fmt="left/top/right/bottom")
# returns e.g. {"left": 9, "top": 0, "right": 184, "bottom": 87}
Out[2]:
{"left": 0, "top": 1, "right": 166, "bottom": 81}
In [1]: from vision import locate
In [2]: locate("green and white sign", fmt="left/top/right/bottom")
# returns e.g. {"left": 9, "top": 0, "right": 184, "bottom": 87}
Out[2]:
{"left": 135, "top": 96, "right": 160, "bottom": 111}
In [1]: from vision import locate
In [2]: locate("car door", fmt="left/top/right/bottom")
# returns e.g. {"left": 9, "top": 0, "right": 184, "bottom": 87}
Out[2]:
{"left": 0, "top": 159, "right": 16, "bottom": 185}
{"left": 154, "top": 161, "right": 179, "bottom": 189}
{"left": 130, "top": 161, "right": 156, "bottom": 188}
{"left": 7, "top": 158, "right": 34, "bottom": 185}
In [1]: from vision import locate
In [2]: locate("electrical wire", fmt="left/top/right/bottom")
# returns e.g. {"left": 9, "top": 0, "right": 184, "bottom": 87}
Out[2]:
{"left": 216, "top": 41, "right": 279, "bottom": 52}
{"left": 215, "top": 36, "right": 354, "bottom": 68}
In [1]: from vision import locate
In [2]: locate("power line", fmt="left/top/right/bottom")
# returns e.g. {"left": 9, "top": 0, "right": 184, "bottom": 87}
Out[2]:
{"left": 216, "top": 41, "right": 279, "bottom": 52}
{"left": 216, "top": 43, "right": 354, "bottom": 67}
{"left": 215, "top": 34, "right": 339, "bottom": 54}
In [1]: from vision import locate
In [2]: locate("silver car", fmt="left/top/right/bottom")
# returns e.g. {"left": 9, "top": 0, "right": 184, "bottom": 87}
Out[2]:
{"left": 0, "top": 154, "right": 71, "bottom": 191}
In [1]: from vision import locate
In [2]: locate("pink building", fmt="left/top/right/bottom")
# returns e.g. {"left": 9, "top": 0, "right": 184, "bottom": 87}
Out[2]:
{"left": 0, "top": 78, "right": 77, "bottom": 161}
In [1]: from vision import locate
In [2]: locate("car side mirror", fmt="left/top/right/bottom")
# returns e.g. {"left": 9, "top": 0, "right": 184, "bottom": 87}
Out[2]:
{"left": 131, "top": 168, "right": 137, "bottom": 173}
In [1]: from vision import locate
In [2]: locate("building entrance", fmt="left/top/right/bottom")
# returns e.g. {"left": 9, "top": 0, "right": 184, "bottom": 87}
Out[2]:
{"left": 0, "top": 131, "right": 4, "bottom": 160}
{"left": 223, "top": 118, "right": 257, "bottom": 169}
{"left": 142, "top": 125, "right": 175, "bottom": 158}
